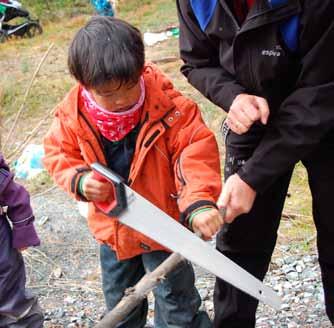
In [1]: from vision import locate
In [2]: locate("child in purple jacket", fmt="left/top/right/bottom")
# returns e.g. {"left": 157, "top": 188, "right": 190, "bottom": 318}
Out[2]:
{"left": 0, "top": 153, "right": 44, "bottom": 327}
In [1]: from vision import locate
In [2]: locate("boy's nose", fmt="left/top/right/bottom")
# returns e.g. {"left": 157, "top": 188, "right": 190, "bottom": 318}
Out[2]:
{"left": 115, "top": 99, "right": 125, "bottom": 105}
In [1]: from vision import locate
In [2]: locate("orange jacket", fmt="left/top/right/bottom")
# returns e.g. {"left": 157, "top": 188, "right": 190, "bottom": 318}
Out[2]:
{"left": 43, "top": 63, "right": 222, "bottom": 260}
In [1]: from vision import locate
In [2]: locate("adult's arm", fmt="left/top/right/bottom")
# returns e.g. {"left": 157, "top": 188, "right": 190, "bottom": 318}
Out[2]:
{"left": 238, "top": 0, "right": 334, "bottom": 192}
{"left": 177, "top": 0, "right": 246, "bottom": 111}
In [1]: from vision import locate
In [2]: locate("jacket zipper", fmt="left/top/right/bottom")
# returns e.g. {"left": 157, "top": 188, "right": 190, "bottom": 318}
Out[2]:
{"left": 248, "top": 47, "right": 258, "bottom": 92}
{"left": 176, "top": 156, "right": 186, "bottom": 186}
{"left": 78, "top": 110, "right": 106, "bottom": 163}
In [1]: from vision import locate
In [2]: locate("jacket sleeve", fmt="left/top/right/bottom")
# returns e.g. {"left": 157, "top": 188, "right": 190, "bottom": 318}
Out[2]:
{"left": 238, "top": 1, "right": 334, "bottom": 192}
{"left": 43, "top": 113, "right": 90, "bottom": 201}
{"left": 176, "top": 0, "right": 245, "bottom": 111}
{"left": 0, "top": 154, "right": 40, "bottom": 249}
{"left": 169, "top": 99, "right": 222, "bottom": 222}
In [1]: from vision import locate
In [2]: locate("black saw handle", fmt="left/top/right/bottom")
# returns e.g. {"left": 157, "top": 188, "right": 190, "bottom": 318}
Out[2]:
{"left": 91, "top": 162, "right": 127, "bottom": 217}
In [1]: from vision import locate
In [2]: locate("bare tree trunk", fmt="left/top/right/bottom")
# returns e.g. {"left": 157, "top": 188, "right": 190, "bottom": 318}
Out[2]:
{"left": 94, "top": 252, "right": 185, "bottom": 328}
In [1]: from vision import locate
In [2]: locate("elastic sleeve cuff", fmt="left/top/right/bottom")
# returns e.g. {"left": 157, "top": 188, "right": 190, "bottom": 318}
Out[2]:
{"left": 72, "top": 171, "right": 90, "bottom": 201}
{"left": 188, "top": 206, "right": 214, "bottom": 230}
{"left": 180, "top": 200, "right": 217, "bottom": 225}
{"left": 238, "top": 166, "right": 269, "bottom": 193}
{"left": 12, "top": 222, "right": 40, "bottom": 249}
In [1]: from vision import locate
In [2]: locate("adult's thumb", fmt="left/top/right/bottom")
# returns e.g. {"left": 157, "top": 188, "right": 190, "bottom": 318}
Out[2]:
{"left": 217, "top": 182, "right": 231, "bottom": 209}
{"left": 256, "top": 97, "right": 270, "bottom": 125}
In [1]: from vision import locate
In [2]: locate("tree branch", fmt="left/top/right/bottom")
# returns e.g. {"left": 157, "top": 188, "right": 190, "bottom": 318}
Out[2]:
{"left": 95, "top": 252, "right": 185, "bottom": 328}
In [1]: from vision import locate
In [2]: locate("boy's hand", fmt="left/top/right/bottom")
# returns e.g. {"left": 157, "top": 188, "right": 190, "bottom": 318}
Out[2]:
{"left": 191, "top": 208, "right": 224, "bottom": 241}
{"left": 82, "top": 172, "right": 114, "bottom": 202}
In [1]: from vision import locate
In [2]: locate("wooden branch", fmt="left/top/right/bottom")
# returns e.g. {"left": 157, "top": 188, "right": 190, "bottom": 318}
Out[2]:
{"left": 95, "top": 252, "right": 185, "bottom": 328}
{"left": 3, "top": 43, "right": 55, "bottom": 152}
{"left": 151, "top": 56, "right": 179, "bottom": 64}
{"left": 6, "top": 104, "right": 56, "bottom": 163}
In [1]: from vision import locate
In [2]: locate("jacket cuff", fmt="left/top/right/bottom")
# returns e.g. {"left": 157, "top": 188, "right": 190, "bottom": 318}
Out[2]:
{"left": 12, "top": 222, "right": 40, "bottom": 249}
{"left": 180, "top": 200, "right": 217, "bottom": 225}
{"left": 71, "top": 168, "right": 90, "bottom": 201}
{"left": 237, "top": 166, "right": 268, "bottom": 193}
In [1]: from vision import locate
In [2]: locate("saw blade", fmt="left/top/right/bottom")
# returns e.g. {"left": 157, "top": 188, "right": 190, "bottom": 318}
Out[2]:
{"left": 119, "top": 186, "right": 281, "bottom": 310}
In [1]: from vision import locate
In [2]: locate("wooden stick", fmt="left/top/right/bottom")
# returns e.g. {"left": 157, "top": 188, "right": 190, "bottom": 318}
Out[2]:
{"left": 6, "top": 104, "right": 56, "bottom": 162}
{"left": 151, "top": 56, "right": 179, "bottom": 64}
{"left": 95, "top": 252, "right": 185, "bottom": 328}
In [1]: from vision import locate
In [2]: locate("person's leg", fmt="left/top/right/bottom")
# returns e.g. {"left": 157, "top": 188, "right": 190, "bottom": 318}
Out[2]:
{"left": 303, "top": 138, "right": 334, "bottom": 325}
{"left": 142, "top": 251, "right": 212, "bottom": 328}
{"left": 0, "top": 217, "right": 44, "bottom": 328}
{"left": 214, "top": 130, "right": 292, "bottom": 328}
{"left": 100, "top": 244, "right": 147, "bottom": 328}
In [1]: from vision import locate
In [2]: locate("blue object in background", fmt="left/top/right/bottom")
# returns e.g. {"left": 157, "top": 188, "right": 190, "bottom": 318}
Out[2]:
{"left": 14, "top": 144, "right": 45, "bottom": 180}
{"left": 91, "top": 0, "right": 115, "bottom": 16}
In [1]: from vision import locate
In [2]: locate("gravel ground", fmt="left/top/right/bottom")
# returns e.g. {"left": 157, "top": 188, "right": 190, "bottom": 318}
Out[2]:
{"left": 26, "top": 188, "right": 333, "bottom": 328}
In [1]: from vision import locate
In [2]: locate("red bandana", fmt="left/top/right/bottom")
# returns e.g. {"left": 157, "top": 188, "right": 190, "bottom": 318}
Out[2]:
{"left": 81, "top": 77, "right": 145, "bottom": 142}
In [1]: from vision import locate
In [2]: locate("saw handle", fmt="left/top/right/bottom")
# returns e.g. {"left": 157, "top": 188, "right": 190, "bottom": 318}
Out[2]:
{"left": 91, "top": 163, "right": 127, "bottom": 217}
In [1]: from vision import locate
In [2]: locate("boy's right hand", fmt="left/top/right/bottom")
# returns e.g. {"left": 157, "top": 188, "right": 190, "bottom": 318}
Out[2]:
{"left": 191, "top": 208, "right": 224, "bottom": 241}
{"left": 82, "top": 172, "right": 114, "bottom": 202}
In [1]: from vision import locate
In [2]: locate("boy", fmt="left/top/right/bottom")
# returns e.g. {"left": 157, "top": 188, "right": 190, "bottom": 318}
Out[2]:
{"left": 0, "top": 153, "right": 44, "bottom": 327}
{"left": 44, "top": 16, "right": 223, "bottom": 327}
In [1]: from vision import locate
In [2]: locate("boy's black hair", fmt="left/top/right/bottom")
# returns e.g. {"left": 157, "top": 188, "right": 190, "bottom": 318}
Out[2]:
{"left": 68, "top": 16, "right": 145, "bottom": 89}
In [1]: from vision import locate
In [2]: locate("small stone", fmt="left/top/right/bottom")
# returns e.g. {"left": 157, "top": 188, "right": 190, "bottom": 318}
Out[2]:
{"left": 199, "top": 288, "right": 209, "bottom": 300}
{"left": 283, "top": 281, "right": 292, "bottom": 289}
{"left": 287, "top": 272, "right": 299, "bottom": 280}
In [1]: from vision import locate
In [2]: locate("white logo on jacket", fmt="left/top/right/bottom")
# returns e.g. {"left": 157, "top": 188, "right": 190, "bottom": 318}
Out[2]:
{"left": 261, "top": 45, "right": 282, "bottom": 57}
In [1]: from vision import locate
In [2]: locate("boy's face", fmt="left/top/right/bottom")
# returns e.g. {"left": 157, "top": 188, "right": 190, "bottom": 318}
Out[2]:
{"left": 89, "top": 79, "right": 142, "bottom": 112}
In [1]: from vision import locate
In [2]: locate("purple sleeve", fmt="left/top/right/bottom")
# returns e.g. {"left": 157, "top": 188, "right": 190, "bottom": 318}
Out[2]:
{"left": 0, "top": 154, "right": 40, "bottom": 249}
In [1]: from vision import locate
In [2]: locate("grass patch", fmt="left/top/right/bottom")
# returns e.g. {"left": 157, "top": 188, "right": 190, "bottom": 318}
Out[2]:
{"left": 278, "top": 162, "right": 315, "bottom": 251}
{"left": 119, "top": 0, "right": 177, "bottom": 31}
{"left": 21, "top": 0, "right": 91, "bottom": 22}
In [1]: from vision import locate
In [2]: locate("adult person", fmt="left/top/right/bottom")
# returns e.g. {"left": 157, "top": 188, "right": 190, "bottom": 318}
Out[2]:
{"left": 176, "top": 0, "right": 334, "bottom": 327}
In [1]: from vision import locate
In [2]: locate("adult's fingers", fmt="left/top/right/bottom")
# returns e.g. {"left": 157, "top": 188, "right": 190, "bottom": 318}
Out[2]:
{"left": 254, "top": 97, "right": 270, "bottom": 124}
{"left": 226, "top": 116, "right": 248, "bottom": 134}
{"left": 218, "top": 182, "right": 231, "bottom": 209}
{"left": 223, "top": 206, "right": 237, "bottom": 223}
{"left": 243, "top": 100, "right": 261, "bottom": 122}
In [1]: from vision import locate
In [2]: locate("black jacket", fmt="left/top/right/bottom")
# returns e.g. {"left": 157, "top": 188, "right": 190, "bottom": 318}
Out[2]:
{"left": 177, "top": 0, "right": 334, "bottom": 192}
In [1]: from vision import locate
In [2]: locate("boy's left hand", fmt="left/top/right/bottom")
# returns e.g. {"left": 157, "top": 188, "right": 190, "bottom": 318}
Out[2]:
{"left": 191, "top": 208, "right": 224, "bottom": 240}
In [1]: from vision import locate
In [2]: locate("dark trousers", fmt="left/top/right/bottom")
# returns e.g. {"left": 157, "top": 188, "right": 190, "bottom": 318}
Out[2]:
{"left": 100, "top": 245, "right": 212, "bottom": 328}
{"left": 214, "top": 130, "right": 334, "bottom": 327}
{"left": 0, "top": 217, "right": 44, "bottom": 328}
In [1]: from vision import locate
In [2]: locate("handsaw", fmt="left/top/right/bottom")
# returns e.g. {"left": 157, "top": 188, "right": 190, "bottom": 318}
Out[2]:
{"left": 90, "top": 162, "right": 281, "bottom": 310}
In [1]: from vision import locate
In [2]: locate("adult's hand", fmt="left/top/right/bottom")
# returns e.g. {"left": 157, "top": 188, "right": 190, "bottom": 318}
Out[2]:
{"left": 217, "top": 174, "right": 256, "bottom": 223}
{"left": 82, "top": 171, "right": 114, "bottom": 202}
{"left": 227, "top": 94, "right": 269, "bottom": 134}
